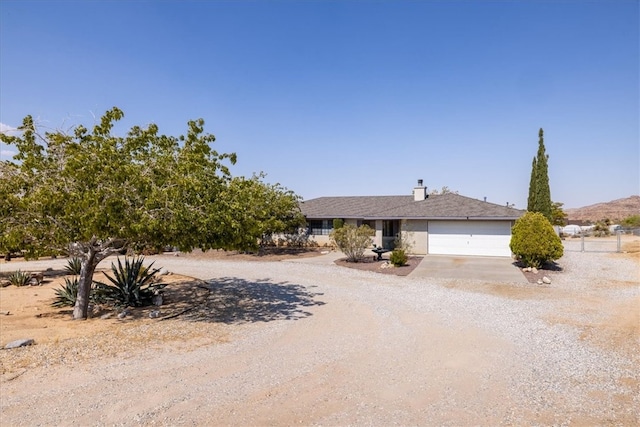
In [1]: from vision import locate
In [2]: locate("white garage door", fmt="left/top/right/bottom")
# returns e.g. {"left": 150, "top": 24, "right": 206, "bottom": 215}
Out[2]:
{"left": 428, "top": 221, "right": 512, "bottom": 257}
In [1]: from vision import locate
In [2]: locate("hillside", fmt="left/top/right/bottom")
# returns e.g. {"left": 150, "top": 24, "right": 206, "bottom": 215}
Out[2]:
{"left": 565, "top": 195, "right": 640, "bottom": 222}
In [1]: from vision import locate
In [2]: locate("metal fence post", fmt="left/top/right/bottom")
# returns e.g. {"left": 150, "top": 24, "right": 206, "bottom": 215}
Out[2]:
{"left": 617, "top": 230, "right": 621, "bottom": 253}
{"left": 581, "top": 234, "right": 585, "bottom": 252}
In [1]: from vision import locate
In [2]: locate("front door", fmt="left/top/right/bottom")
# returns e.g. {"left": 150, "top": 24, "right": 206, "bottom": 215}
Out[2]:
{"left": 382, "top": 220, "right": 399, "bottom": 249}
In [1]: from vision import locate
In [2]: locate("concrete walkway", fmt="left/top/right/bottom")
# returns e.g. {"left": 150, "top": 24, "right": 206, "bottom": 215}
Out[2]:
{"left": 408, "top": 254, "right": 528, "bottom": 283}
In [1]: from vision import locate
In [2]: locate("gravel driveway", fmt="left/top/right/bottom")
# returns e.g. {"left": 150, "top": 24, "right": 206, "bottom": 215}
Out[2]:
{"left": 1, "top": 250, "right": 638, "bottom": 426}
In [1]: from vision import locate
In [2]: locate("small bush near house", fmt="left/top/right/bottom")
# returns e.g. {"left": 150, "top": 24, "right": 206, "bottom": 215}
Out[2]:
{"left": 510, "top": 212, "right": 564, "bottom": 268}
{"left": 390, "top": 249, "right": 408, "bottom": 267}
{"left": 330, "top": 224, "right": 374, "bottom": 262}
{"left": 8, "top": 270, "right": 31, "bottom": 287}
{"left": 93, "top": 256, "right": 166, "bottom": 307}
{"left": 275, "top": 230, "right": 314, "bottom": 248}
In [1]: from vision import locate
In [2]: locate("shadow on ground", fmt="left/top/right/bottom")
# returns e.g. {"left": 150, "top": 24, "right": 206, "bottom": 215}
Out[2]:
{"left": 160, "top": 277, "right": 326, "bottom": 324}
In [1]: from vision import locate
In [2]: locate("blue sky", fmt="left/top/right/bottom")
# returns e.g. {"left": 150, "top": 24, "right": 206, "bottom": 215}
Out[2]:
{"left": 1, "top": 0, "right": 638, "bottom": 209}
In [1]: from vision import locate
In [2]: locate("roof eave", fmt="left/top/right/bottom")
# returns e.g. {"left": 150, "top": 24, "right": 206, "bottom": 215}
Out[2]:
{"left": 306, "top": 215, "right": 522, "bottom": 220}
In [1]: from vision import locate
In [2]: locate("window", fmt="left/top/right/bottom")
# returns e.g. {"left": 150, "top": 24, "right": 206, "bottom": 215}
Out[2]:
{"left": 308, "top": 220, "right": 333, "bottom": 235}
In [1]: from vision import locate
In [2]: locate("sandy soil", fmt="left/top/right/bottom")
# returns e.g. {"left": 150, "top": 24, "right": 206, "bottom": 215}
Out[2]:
{"left": 0, "top": 242, "right": 638, "bottom": 425}
{"left": 0, "top": 248, "right": 412, "bottom": 351}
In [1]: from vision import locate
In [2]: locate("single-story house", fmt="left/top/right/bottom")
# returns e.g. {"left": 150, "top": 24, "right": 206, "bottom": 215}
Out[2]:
{"left": 300, "top": 181, "right": 525, "bottom": 257}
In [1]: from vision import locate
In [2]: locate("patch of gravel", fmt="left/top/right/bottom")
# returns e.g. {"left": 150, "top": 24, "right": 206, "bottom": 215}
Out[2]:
{"left": 1, "top": 249, "right": 638, "bottom": 425}
{"left": 166, "top": 253, "right": 638, "bottom": 424}
{"left": 553, "top": 250, "right": 639, "bottom": 288}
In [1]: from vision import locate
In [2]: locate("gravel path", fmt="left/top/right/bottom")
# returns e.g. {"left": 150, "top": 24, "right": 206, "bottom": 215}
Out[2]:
{"left": 1, "top": 250, "right": 638, "bottom": 426}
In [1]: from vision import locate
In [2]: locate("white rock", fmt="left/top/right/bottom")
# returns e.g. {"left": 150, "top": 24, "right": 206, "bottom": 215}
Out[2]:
{"left": 532, "top": 267, "right": 538, "bottom": 274}
{"left": 542, "top": 276, "right": 551, "bottom": 284}
{"left": 5, "top": 338, "right": 35, "bottom": 349}
{"left": 152, "top": 294, "right": 163, "bottom": 306}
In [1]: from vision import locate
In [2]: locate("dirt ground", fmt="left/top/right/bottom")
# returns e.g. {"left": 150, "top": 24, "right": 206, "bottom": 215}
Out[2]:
{"left": 1, "top": 241, "right": 637, "bottom": 369}
{"left": 0, "top": 240, "right": 638, "bottom": 425}
{"left": 1, "top": 239, "right": 637, "bottom": 333}
{"left": 0, "top": 247, "right": 414, "bottom": 354}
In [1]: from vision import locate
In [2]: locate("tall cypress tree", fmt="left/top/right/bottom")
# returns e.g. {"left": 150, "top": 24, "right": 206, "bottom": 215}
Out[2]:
{"left": 527, "top": 128, "right": 552, "bottom": 221}
{"left": 527, "top": 156, "right": 537, "bottom": 212}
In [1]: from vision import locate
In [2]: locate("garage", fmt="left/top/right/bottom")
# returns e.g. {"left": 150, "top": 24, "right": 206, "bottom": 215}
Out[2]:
{"left": 428, "top": 220, "right": 513, "bottom": 257}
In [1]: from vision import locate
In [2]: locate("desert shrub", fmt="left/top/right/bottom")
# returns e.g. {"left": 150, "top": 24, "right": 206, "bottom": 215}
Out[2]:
{"left": 333, "top": 218, "right": 344, "bottom": 230}
{"left": 8, "top": 270, "right": 31, "bottom": 287}
{"left": 282, "top": 232, "right": 312, "bottom": 247}
{"left": 389, "top": 249, "right": 408, "bottom": 267}
{"left": 93, "top": 256, "right": 166, "bottom": 307}
{"left": 330, "top": 224, "right": 374, "bottom": 262}
{"left": 65, "top": 257, "right": 83, "bottom": 275}
{"left": 510, "top": 212, "right": 564, "bottom": 268}
{"left": 621, "top": 214, "right": 640, "bottom": 228}
{"left": 51, "top": 277, "right": 80, "bottom": 307}
{"left": 592, "top": 220, "right": 611, "bottom": 237}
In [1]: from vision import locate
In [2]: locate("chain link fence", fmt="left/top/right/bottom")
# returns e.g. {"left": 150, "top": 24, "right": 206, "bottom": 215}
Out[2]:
{"left": 563, "top": 230, "right": 640, "bottom": 253}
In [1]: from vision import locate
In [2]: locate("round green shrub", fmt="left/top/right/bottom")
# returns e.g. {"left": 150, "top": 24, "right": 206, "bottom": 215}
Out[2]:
{"left": 390, "top": 249, "right": 408, "bottom": 267}
{"left": 510, "top": 212, "right": 563, "bottom": 268}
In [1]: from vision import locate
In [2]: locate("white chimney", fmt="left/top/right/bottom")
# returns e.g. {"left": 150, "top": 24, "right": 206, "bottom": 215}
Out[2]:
{"left": 413, "top": 179, "right": 427, "bottom": 201}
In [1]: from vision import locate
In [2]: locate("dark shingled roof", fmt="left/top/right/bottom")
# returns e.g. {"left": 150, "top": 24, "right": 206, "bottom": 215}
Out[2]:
{"left": 300, "top": 193, "right": 525, "bottom": 220}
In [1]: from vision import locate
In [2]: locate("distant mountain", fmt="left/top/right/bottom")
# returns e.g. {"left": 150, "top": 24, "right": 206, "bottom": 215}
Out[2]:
{"left": 565, "top": 196, "right": 640, "bottom": 223}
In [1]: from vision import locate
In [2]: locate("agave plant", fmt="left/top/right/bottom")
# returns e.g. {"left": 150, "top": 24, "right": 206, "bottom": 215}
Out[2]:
{"left": 51, "top": 277, "right": 79, "bottom": 307}
{"left": 65, "top": 257, "right": 83, "bottom": 275}
{"left": 8, "top": 270, "right": 31, "bottom": 287}
{"left": 93, "top": 256, "right": 166, "bottom": 307}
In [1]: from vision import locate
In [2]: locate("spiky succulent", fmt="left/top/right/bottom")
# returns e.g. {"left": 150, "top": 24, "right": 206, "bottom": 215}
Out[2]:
{"left": 8, "top": 270, "right": 31, "bottom": 287}
{"left": 65, "top": 257, "right": 83, "bottom": 275}
{"left": 93, "top": 256, "right": 166, "bottom": 307}
{"left": 51, "top": 277, "right": 80, "bottom": 307}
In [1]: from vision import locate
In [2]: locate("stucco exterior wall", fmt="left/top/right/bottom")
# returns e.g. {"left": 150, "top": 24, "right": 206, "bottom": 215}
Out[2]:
{"left": 308, "top": 235, "right": 332, "bottom": 247}
{"left": 401, "top": 219, "right": 428, "bottom": 255}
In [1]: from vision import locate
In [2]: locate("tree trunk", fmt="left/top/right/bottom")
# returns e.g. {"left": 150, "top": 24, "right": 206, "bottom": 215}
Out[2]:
{"left": 73, "top": 250, "right": 98, "bottom": 320}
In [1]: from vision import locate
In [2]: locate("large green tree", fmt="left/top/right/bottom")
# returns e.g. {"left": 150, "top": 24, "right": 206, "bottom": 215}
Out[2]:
{"left": 527, "top": 128, "right": 552, "bottom": 221}
{"left": 216, "top": 173, "right": 306, "bottom": 250}
{"left": 0, "top": 108, "right": 302, "bottom": 319}
{"left": 551, "top": 201, "right": 568, "bottom": 226}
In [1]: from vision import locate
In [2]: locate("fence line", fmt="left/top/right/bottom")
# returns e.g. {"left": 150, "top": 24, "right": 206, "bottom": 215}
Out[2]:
{"left": 563, "top": 230, "right": 639, "bottom": 253}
